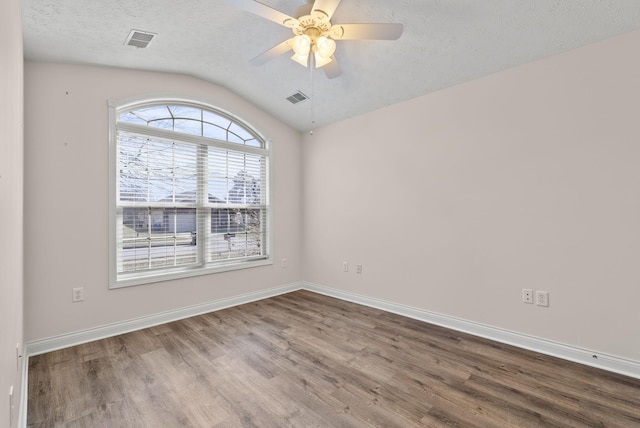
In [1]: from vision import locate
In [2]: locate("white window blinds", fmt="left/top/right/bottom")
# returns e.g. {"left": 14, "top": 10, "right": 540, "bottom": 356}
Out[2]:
{"left": 110, "top": 101, "right": 270, "bottom": 287}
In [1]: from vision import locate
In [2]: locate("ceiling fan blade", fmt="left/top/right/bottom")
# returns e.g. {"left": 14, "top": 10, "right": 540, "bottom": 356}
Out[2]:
{"left": 250, "top": 39, "right": 293, "bottom": 66}
{"left": 323, "top": 56, "right": 342, "bottom": 79}
{"left": 225, "top": 0, "right": 299, "bottom": 28}
{"left": 330, "top": 23, "right": 404, "bottom": 40}
{"left": 311, "top": 0, "right": 342, "bottom": 20}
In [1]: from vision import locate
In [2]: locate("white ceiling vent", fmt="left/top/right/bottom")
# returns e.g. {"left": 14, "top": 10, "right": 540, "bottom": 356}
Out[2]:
{"left": 124, "top": 30, "right": 156, "bottom": 48}
{"left": 286, "top": 91, "right": 309, "bottom": 104}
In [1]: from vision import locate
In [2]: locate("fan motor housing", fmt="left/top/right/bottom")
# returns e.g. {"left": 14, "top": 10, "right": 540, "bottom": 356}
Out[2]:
{"left": 293, "top": 15, "right": 332, "bottom": 36}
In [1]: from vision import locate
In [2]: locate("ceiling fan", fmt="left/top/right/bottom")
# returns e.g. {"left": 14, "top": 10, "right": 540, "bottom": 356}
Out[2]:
{"left": 225, "top": 0, "right": 404, "bottom": 79}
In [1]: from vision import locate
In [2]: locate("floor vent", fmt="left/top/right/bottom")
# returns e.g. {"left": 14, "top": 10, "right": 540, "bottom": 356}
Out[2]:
{"left": 286, "top": 91, "right": 309, "bottom": 104}
{"left": 124, "top": 30, "right": 156, "bottom": 48}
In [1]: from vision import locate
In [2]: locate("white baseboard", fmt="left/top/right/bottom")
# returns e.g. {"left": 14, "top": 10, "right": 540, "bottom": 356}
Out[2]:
{"left": 24, "top": 280, "right": 640, "bottom": 382}
{"left": 302, "top": 282, "right": 640, "bottom": 380}
{"left": 25, "top": 282, "right": 302, "bottom": 357}
{"left": 19, "top": 281, "right": 640, "bottom": 428}
{"left": 17, "top": 347, "right": 28, "bottom": 428}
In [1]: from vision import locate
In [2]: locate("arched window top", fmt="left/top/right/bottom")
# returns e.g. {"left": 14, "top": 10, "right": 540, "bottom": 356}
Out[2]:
{"left": 110, "top": 97, "right": 271, "bottom": 288}
{"left": 118, "top": 103, "right": 264, "bottom": 148}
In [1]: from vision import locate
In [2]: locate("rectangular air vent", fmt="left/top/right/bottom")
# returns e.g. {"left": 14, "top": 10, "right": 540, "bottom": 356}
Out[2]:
{"left": 286, "top": 91, "right": 309, "bottom": 104}
{"left": 124, "top": 30, "right": 156, "bottom": 48}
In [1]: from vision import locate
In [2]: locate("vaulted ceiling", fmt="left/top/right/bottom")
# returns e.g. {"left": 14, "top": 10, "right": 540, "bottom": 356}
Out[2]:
{"left": 22, "top": 0, "right": 640, "bottom": 131}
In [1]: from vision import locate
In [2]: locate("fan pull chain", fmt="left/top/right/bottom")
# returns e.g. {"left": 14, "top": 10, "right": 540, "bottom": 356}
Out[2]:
{"left": 309, "top": 55, "right": 315, "bottom": 135}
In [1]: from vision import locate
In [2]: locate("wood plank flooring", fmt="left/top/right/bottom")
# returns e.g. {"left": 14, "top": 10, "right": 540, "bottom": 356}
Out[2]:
{"left": 28, "top": 290, "right": 640, "bottom": 427}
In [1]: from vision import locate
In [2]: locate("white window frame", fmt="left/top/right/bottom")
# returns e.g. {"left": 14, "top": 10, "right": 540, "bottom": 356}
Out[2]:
{"left": 108, "top": 96, "right": 272, "bottom": 288}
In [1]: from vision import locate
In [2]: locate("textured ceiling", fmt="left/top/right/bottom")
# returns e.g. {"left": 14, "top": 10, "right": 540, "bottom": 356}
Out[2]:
{"left": 22, "top": 0, "right": 640, "bottom": 132}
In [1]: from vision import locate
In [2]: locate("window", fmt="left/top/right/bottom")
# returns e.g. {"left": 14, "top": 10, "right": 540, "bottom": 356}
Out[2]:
{"left": 109, "top": 98, "right": 270, "bottom": 287}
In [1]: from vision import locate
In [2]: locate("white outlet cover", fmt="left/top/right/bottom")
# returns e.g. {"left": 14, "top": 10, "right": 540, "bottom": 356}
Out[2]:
{"left": 72, "top": 287, "right": 84, "bottom": 302}
{"left": 536, "top": 290, "right": 549, "bottom": 307}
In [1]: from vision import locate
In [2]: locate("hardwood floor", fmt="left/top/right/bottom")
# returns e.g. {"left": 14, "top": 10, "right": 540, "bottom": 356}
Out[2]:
{"left": 28, "top": 290, "right": 640, "bottom": 427}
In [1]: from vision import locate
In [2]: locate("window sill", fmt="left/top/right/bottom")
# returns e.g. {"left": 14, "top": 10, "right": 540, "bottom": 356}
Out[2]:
{"left": 109, "top": 257, "right": 272, "bottom": 289}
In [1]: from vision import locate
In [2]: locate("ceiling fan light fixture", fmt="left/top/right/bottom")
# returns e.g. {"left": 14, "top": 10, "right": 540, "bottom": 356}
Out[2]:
{"left": 291, "top": 34, "right": 311, "bottom": 56}
{"left": 291, "top": 52, "right": 309, "bottom": 67}
{"left": 314, "top": 51, "right": 332, "bottom": 68}
{"left": 228, "top": 0, "right": 404, "bottom": 79}
{"left": 316, "top": 36, "right": 336, "bottom": 59}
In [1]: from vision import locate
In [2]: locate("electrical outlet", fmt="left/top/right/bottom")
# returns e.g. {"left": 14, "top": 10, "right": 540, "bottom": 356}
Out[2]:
{"left": 522, "top": 288, "right": 533, "bottom": 304}
{"left": 356, "top": 264, "right": 362, "bottom": 274}
{"left": 343, "top": 262, "right": 349, "bottom": 272}
{"left": 72, "top": 287, "right": 84, "bottom": 302}
{"left": 536, "top": 290, "right": 549, "bottom": 307}
{"left": 281, "top": 258, "right": 287, "bottom": 268}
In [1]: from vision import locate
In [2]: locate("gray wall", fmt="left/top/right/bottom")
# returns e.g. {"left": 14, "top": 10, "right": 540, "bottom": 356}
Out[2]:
{"left": 0, "top": 0, "right": 24, "bottom": 425}
{"left": 24, "top": 63, "right": 303, "bottom": 341}
{"left": 302, "top": 29, "right": 640, "bottom": 362}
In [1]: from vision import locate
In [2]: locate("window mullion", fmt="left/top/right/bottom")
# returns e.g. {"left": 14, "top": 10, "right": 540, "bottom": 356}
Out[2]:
{"left": 197, "top": 144, "right": 210, "bottom": 265}
{"left": 146, "top": 138, "right": 151, "bottom": 204}
{"left": 146, "top": 207, "right": 152, "bottom": 270}
{"left": 116, "top": 207, "right": 124, "bottom": 273}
